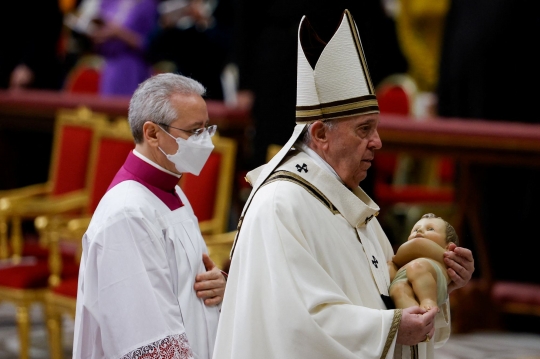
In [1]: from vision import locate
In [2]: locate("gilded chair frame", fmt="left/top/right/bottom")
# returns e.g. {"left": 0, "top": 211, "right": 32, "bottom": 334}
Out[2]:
{"left": 0, "top": 107, "right": 106, "bottom": 359}
{"left": 0, "top": 107, "right": 107, "bottom": 262}
{"left": 203, "top": 231, "right": 236, "bottom": 271}
{"left": 192, "top": 133, "right": 237, "bottom": 235}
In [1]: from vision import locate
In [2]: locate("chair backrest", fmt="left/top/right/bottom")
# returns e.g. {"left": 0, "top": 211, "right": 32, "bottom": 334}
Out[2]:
{"left": 64, "top": 55, "right": 103, "bottom": 94}
{"left": 204, "top": 231, "right": 236, "bottom": 271}
{"left": 180, "top": 134, "right": 237, "bottom": 235}
{"left": 374, "top": 74, "right": 417, "bottom": 185}
{"left": 84, "top": 119, "right": 135, "bottom": 214}
{"left": 49, "top": 107, "right": 108, "bottom": 196}
{"left": 376, "top": 74, "right": 417, "bottom": 116}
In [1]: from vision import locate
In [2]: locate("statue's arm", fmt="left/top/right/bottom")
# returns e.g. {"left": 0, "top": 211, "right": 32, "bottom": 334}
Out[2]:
{"left": 392, "top": 238, "right": 446, "bottom": 268}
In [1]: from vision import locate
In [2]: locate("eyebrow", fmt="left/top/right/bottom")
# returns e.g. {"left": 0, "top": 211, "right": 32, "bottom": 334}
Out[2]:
{"left": 188, "top": 119, "right": 210, "bottom": 129}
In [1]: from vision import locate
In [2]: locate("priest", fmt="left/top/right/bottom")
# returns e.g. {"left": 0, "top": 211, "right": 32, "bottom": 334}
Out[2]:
{"left": 213, "top": 10, "right": 474, "bottom": 359}
{"left": 73, "top": 73, "right": 226, "bottom": 359}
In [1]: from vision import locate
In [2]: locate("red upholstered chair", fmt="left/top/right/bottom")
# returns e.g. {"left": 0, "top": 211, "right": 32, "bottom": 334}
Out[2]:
{"left": 0, "top": 107, "right": 107, "bottom": 263}
{"left": 374, "top": 74, "right": 455, "bottom": 211}
{"left": 40, "top": 216, "right": 87, "bottom": 359}
{"left": 63, "top": 55, "right": 103, "bottom": 94}
{"left": 180, "top": 133, "right": 237, "bottom": 235}
{"left": 0, "top": 107, "right": 107, "bottom": 359}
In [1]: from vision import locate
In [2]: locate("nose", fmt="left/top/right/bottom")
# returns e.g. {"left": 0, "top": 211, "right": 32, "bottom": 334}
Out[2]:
{"left": 369, "top": 129, "right": 382, "bottom": 150}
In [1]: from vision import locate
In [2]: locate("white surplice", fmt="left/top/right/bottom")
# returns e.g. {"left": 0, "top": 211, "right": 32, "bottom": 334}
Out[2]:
{"left": 213, "top": 150, "right": 449, "bottom": 359}
{"left": 73, "top": 181, "right": 220, "bottom": 359}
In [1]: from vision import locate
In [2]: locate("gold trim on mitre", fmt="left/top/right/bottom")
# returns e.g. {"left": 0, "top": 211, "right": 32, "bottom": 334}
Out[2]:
{"left": 295, "top": 9, "right": 379, "bottom": 124}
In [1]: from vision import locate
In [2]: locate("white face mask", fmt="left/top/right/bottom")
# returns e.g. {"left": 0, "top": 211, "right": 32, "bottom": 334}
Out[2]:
{"left": 159, "top": 127, "right": 214, "bottom": 175}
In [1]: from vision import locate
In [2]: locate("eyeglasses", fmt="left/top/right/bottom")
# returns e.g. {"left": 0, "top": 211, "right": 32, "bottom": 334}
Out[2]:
{"left": 157, "top": 123, "right": 217, "bottom": 138}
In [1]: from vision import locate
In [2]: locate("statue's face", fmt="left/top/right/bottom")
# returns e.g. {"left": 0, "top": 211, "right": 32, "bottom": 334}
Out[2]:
{"left": 408, "top": 218, "right": 448, "bottom": 249}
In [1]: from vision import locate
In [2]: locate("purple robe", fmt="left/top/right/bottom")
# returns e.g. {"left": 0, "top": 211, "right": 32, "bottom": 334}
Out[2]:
{"left": 98, "top": 0, "right": 157, "bottom": 96}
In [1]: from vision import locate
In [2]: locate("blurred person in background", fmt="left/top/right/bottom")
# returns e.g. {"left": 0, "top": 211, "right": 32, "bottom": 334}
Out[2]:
{"left": 0, "top": 0, "right": 63, "bottom": 90}
{"left": 149, "top": 0, "right": 233, "bottom": 100}
{"left": 90, "top": 0, "right": 158, "bottom": 95}
{"left": 437, "top": 0, "right": 540, "bottom": 287}
{"left": 147, "top": 0, "right": 234, "bottom": 100}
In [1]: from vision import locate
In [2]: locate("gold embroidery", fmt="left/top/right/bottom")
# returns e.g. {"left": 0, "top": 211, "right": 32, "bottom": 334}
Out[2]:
{"left": 263, "top": 171, "right": 340, "bottom": 215}
{"left": 345, "top": 10, "right": 375, "bottom": 94}
{"left": 381, "top": 309, "right": 402, "bottom": 359}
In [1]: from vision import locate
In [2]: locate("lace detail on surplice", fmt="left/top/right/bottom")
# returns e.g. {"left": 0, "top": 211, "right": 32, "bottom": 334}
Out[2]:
{"left": 120, "top": 333, "right": 194, "bottom": 359}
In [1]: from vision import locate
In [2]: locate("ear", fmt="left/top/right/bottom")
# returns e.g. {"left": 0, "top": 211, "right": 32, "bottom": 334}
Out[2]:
{"left": 309, "top": 121, "right": 329, "bottom": 149}
{"left": 142, "top": 121, "right": 160, "bottom": 147}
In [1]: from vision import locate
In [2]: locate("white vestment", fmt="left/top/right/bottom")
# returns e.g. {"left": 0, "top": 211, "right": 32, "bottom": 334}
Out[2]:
{"left": 73, "top": 181, "right": 220, "bottom": 359}
{"left": 213, "top": 151, "right": 449, "bottom": 359}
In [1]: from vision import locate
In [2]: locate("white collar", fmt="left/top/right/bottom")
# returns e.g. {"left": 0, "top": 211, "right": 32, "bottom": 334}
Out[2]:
{"left": 295, "top": 141, "right": 344, "bottom": 184}
{"left": 133, "top": 149, "right": 181, "bottom": 178}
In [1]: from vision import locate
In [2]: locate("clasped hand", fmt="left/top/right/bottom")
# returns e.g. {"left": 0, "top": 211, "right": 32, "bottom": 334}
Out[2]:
{"left": 194, "top": 253, "right": 226, "bottom": 306}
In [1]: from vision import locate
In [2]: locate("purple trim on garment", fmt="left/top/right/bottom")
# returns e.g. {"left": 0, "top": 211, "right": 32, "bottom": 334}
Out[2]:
{"left": 108, "top": 151, "right": 183, "bottom": 210}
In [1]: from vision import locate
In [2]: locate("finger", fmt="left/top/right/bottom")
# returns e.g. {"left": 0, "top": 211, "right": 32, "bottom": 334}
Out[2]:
{"left": 406, "top": 306, "right": 428, "bottom": 315}
{"left": 445, "top": 247, "right": 474, "bottom": 267}
{"left": 195, "top": 267, "right": 222, "bottom": 282}
{"left": 446, "top": 267, "right": 461, "bottom": 283}
{"left": 422, "top": 307, "right": 439, "bottom": 322}
{"left": 202, "top": 253, "right": 216, "bottom": 271}
{"left": 194, "top": 278, "right": 224, "bottom": 291}
{"left": 196, "top": 288, "right": 222, "bottom": 299}
{"left": 445, "top": 258, "right": 471, "bottom": 282}
{"left": 204, "top": 296, "right": 223, "bottom": 306}
{"left": 453, "top": 247, "right": 473, "bottom": 261}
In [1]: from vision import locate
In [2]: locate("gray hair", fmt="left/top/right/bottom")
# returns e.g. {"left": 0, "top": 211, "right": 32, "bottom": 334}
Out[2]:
{"left": 128, "top": 73, "right": 206, "bottom": 143}
{"left": 300, "top": 120, "right": 337, "bottom": 145}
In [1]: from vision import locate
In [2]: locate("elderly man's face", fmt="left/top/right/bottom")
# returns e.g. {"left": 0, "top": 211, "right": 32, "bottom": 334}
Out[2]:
{"left": 324, "top": 114, "right": 382, "bottom": 188}
{"left": 157, "top": 93, "right": 209, "bottom": 174}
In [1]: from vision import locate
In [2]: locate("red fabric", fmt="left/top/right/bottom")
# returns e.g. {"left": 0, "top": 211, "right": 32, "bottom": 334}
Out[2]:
{"left": 88, "top": 139, "right": 134, "bottom": 213}
{"left": 375, "top": 183, "right": 454, "bottom": 206}
{"left": 0, "top": 262, "right": 49, "bottom": 288}
{"left": 0, "top": 259, "right": 79, "bottom": 289}
{"left": 377, "top": 86, "right": 410, "bottom": 115}
{"left": 51, "top": 125, "right": 94, "bottom": 196}
{"left": 65, "top": 67, "right": 100, "bottom": 94}
{"left": 438, "top": 157, "right": 455, "bottom": 183}
{"left": 181, "top": 152, "right": 221, "bottom": 221}
{"left": 492, "top": 281, "right": 540, "bottom": 306}
{"left": 51, "top": 277, "right": 78, "bottom": 298}
{"left": 22, "top": 241, "right": 78, "bottom": 262}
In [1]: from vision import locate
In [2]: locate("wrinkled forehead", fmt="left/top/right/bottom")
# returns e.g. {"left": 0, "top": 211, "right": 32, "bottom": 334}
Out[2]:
{"left": 324, "top": 112, "right": 380, "bottom": 126}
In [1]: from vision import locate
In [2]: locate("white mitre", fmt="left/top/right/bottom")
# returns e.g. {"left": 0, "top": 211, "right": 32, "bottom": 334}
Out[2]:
{"left": 232, "top": 9, "right": 380, "bottom": 257}
{"left": 295, "top": 10, "right": 379, "bottom": 122}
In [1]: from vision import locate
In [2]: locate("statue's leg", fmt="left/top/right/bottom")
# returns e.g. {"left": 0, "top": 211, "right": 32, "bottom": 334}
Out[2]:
{"left": 406, "top": 259, "right": 438, "bottom": 310}
{"left": 389, "top": 279, "right": 419, "bottom": 309}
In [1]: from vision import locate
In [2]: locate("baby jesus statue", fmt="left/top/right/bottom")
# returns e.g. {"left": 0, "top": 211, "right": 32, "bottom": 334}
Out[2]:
{"left": 388, "top": 213, "right": 459, "bottom": 311}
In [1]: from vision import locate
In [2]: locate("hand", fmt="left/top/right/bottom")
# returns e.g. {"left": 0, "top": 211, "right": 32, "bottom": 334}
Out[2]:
{"left": 90, "top": 22, "right": 121, "bottom": 44}
{"left": 396, "top": 306, "right": 438, "bottom": 345}
{"left": 194, "top": 253, "right": 226, "bottom": 306}
{"left": 9, "top": 64, "right": 34, "bottom": 89}
{"left": 444, "top": 243, "right": 474, "bottom": 293}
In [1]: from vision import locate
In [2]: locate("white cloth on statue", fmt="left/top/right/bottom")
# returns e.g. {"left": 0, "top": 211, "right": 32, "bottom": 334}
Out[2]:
{"left": 213, "top": 151, "right": 450, "bottom": 359}
{"left": 73, "top": 178, "right": 219, "bottom": 358}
